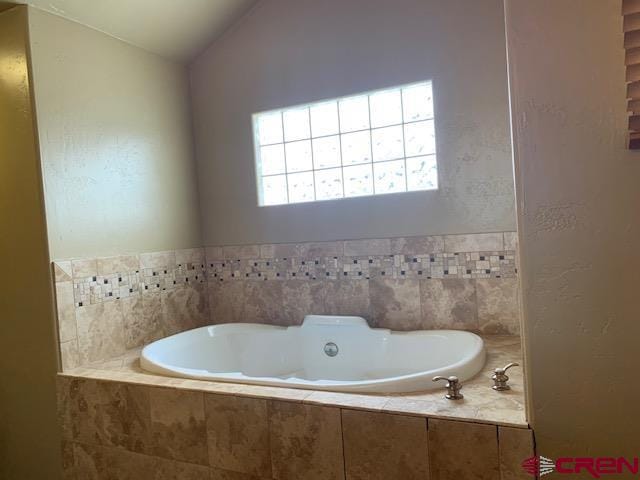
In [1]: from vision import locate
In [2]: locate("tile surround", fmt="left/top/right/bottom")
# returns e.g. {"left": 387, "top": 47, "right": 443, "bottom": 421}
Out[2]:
{"left": 58, "top": 373, "right": 534, "bottom": 480}
{"left": 53, "top": 232, "right": 527, "bottom": 479}
{"left": 64, "top": 335, "right": 527, "bottom": 429}
{"left": 53, "top": 232, "right": 520, "bottom": 371}
{"left": 53, "top": 248, "right": 210, "bottom": 370}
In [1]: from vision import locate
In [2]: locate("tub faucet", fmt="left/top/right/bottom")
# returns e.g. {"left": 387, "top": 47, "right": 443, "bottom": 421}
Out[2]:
{"left": 432, "top": 375, "right": 463, "bottom": 400}
{"left": 492, "top": 362, "right": 519, "bottom": 391}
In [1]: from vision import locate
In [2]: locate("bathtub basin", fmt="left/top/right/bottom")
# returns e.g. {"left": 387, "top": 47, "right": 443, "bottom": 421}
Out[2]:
{"left": 140, "top": 315, "right": 486, "bottom": 393}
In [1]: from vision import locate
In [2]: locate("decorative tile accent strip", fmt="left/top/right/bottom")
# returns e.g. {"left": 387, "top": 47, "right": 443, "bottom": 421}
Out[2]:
{"left": 72, "top": 263, "right": 206, "bottom": 307}
{"left": 205, "top": 251, "right": 516, "bottom": 282}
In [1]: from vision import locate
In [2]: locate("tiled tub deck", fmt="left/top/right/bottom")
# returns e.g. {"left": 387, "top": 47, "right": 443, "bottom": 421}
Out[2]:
{"left": 58, "top": 336, "right": 532, "bottom": 480}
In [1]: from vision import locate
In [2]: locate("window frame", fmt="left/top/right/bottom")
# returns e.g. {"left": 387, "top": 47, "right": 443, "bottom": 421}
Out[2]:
{"left": 252, "top": 80, "right": 438, "bottom": 207}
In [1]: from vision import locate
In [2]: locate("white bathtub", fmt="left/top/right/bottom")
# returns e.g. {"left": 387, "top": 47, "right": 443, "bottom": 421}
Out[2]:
{"left": 141, "top": 315, "right": 486, "bottom": 393}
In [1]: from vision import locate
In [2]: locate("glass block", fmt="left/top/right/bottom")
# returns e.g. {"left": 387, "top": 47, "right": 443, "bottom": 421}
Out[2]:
{"left": 343, "top": 164, "right": 373, "bottom": 197}
{"left": 369, "top": 89, "right": 402, "bottom": 128}
{"left": 283, "top": 107, "right": 310, "bottom": 141}
{"left": 287, "top": 171, "right": 315, "bottom": 203}
{"left": 312, "top": 135, "right": 341, "bottom": 169}
{"left": 310, "top": 101, "right": 339, "bottom": 137}
{"left": 341, "top": 131, "right": 371, "bottom": 166}
{"left": 261, "top": 175, "right": 288, "bottom": 205}
{"left": 256, "top": 112, "right": 283, "bottom": 145}
{"left": 406, "top": 155, "right": 438, "bottom": 191}
{"left": 338, "top": 95, "right": 370, "bottom": 132}
{"left": 259, "top": 144, "right": 286, "bottom": 176}
{"left": 371, "top": 125, "right": 404, "bottom": 162}
{"left": 285, "top": 140, "right": 313, "bottom": 173}
{"left": 402, "top": 83, "right": 434, "bottom": 122}
{"left": 404, "top": 120, "right": 436, "bottom": 157}
{"left": 314, "top": 168, "right": 343, "bottom": 201}
{"left": 373, "top": 160, "right": 406, "bottom": 194}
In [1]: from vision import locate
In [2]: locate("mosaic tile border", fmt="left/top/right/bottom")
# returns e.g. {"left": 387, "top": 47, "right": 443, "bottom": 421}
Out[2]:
{"left": 204, "top": 232, "right": 518, "bottom": 282}
{"left": 53, "top": 250, "right": 207, "bottom": 308}
{"left": 71, "top": 264, "right": 206, "bottom": 307}
{"left": 206, "top": 251, "right": 516, "bottom": 282}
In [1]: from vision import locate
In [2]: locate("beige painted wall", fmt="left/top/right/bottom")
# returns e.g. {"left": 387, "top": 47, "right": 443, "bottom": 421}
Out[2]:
{"left": 190, "top": 0, "right": 516, "bottom": 246}
{"left": 0, "top": 6, "right": 62, "bottom": 479}
{"left": 28, "top": 8, "right": 202, "bottom": 260}
{"left": 506, "top": 0, "right": 640, "bottom": 456}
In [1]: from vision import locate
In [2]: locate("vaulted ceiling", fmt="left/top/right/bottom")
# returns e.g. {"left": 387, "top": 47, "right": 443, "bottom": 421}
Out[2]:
{"left": 9, "top": 0, "right": 258, "bottom": 62}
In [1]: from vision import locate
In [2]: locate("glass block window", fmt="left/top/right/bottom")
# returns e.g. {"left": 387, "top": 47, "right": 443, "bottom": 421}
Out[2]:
{"left": 253, "top": 81, "right": 437, "bottom": 206}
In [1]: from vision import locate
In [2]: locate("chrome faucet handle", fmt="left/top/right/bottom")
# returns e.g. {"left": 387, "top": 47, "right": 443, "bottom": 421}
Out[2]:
{"left": 492, "top": 362, "right": 519, "bottom": 391}
{"left": 432, "top": 375, "right": 463, "bottom": 400}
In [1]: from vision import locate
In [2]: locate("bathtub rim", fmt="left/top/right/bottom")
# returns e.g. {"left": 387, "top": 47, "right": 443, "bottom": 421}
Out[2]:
{"left": 140, "top": 322, "right": 486, "bottom": 393}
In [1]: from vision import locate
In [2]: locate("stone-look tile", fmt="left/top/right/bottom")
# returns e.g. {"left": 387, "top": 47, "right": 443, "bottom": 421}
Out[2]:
{"left": 155, "top": 457, "right": 211, "bottom": 480}
{"left": 443, "top": 233, "right": 503, "bottom": 253}
{"left": 342, "top": 410, "right": 429, "bottom": 480}
{"left": 210, "top": 467, "right": 269, "bottom": 480}
{"left": 209, "top": 281, "right": 246, "bottom": 324}
{"left": 243, "top": 281, "right": 285, "bottom": 324}
{"left": 55, "top": 281, "right": 77, "bottom": 342}
{"left": 206, "top": 246, "right": 224, "bottom": 262}
{"left": 499, "top": 427, "right": 535, "bottom": 480}
{"left": 428, "top": 419, "right": 499, "bottom": 480}
{"left": 61, "top": 440, "right": 75, "bottom": 480}
{"left": 369, "top": 278, "right": 422, "bottom": 330}
{"left": 73, "top": 442, "right": 155, "bottom": 480}
{"left": 57, "top": 376, "right": 73, "bottom": 440}
{"left": 223, "top": 245, "right": 261, "bottom": 259}
{"left": 60, "top": 377, "right": 151, "bottom": 453}
{"left": 122, "top": 293, "right": 164, "bottom": 349}
{"left": 72, "top": 258, "right": 98, "bottom": 278}
{"left": 320, "top": 280, "right": 370, "bottom": 318}
{"left": 176, "top": 247, "right": 205, "bottom": 266}
{"left": 305, "top": 241, "right": 344, "bottom": 258}
{"left": 304, "top": 391, "right": 388, "bottom": 411}
{"left": 60, "top": 339, "right": 81, "bottom": 371}
{"left": 390, "top": 235, "right": 444, "bottom": 255}
{"left": 269, "top": 401, "right": 345, "bottom": 480}
{"left": 503, "top": 232, "right": 518, "bottom": 251}
{"left": 149, "top": 387, "right": 208, "bottom": 465}
{"left": 76, "top": 301, "right": 126, "bottom": 365}
{"left": 162, "top": 284, "right": 209, "bottom": 335}
{"left": 140, "top": 251, "right": 177, "bottom": 269}
{"left": 205, "top": 394, "right": 271, "bottom": 477}
{"left": 259, "top": 243, "right": 303, "bottom": 259}
{"left": 260, "top": 241, "right": 344, "bottom": 259}
{"left": 343, "top": 238, "right": 391, "bottom": 256}
{"left": 476, "top": 278, "right": 520, "bottom": 335}
{"left": 97, "top": 255, "right": 139, "bottom": 276}
{"left": 420, "top": 279, "right": 478, "bottom": 330}
{"left": 281, "top": 280, "right": 325, "bottom": 326}
{"left": 54, "top": 260, "right": 73, "bottom": 282}
{"left": 72, "top": 442, "right": 209, "bottom": 480}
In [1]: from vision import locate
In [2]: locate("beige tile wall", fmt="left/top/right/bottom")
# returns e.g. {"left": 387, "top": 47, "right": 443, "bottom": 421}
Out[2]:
{"left": 53, "top": 248, "right": 209, "bottom": 370}
{"left": 58, "top": 375, "right": 534, "bottom": 480}
{"left": 207, "top": 232, "right": 520, "bottom": 335}
{"left": 53, "top": 233, "right": 520, "bottom": 371}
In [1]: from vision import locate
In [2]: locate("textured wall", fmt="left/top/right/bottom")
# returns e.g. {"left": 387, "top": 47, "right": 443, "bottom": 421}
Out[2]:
{"left": 28, "top": 9, "right": 202, "bottom": 260}
{"left": 0, "top": 6, "right": 61, "bottom": 479}
{"left": 190, "top": 0, "right": 516, "bottom": 246}
{"left": 506, "top": 0, "right": 640, "bottom": 456}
